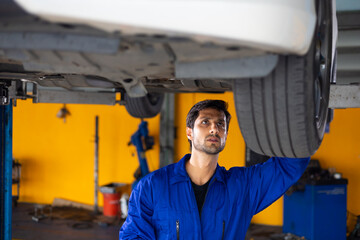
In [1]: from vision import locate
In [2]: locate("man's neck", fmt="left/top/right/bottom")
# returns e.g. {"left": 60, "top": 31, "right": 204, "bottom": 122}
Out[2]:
{"left": 186, "top": 151, "right": 218, "bottom": 185}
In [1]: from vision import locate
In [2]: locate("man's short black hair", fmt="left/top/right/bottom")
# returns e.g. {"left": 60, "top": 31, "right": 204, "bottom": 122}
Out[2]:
{"left": 186, "top": 100, "right": 231, "bottom": 150}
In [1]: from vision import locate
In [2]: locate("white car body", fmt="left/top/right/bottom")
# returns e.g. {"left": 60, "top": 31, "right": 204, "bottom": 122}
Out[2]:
{"left": 0, "top": 0, "right": 341, "bottom": 158}
{"left": 15, "top": 0, "right": 316, "bottom": 55}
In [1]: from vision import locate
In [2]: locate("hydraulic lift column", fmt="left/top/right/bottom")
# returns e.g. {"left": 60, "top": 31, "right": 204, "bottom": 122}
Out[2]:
{"left": 0, "top": 100, "right": 13, "bottom": 240}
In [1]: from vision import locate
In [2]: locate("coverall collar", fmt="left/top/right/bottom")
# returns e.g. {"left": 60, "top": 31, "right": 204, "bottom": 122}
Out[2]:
{"left": 170, "top": 154, "right": 225, "bottom": 185}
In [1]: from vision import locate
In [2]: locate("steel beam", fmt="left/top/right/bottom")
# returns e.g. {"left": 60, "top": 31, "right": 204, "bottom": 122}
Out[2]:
{"left": 329, "top": 84, "right": 360, "bottom": 108}
{"left": 159, "top": 93, "right": 175, "bottom": 168}
{"left": 0, "top": 100, "right": 13, "bottom": 240}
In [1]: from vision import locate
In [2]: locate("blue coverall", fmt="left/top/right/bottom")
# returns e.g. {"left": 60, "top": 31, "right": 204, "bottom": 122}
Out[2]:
{"left": 120, "top": 154, "right": 309, "bottom": 239}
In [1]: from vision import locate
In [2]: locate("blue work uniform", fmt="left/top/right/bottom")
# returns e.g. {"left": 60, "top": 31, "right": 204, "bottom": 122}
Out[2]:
{"left": 119, "top": 154, "right": 310, "bottom": 240}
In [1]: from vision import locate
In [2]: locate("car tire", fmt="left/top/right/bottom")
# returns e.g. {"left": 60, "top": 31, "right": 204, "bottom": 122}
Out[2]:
{"left": 125, "top": 93, "right": 164, "bottom": 118}
{"left": 233, "top": 0, "right": 334, "bottom": 158}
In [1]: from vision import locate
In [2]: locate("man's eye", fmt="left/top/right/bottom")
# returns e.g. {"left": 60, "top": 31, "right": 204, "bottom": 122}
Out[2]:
{"left": 201, "top": 120, "right": 208, "bottom": 124}
{"left": 217, "top": 122, "right": 224, "bottom": 127}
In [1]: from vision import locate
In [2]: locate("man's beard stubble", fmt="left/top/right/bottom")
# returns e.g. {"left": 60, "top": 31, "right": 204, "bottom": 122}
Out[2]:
{"left": 192, "top": 134, "right": 225, "bottom": 155}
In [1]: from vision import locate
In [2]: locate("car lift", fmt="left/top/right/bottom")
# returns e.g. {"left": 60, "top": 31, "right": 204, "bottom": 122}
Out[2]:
{"left": 0, "top": 99, "right": 13, "bottom": 240}
{"left": 128, "top": 121, "right": 154, "bottom": 189}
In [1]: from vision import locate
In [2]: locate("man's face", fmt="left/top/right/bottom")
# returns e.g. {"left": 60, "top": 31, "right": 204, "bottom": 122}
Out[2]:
{"left": 187, "top": 108, "right": 228, "bottom": 155}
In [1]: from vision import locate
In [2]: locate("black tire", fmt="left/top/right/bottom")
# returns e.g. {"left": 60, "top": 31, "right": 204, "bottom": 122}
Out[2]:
{"left": 125, "top": 93, "right": 164, "bottom": 118}
{"left": 234, "top": 0, "right": 333, "bottom": 158}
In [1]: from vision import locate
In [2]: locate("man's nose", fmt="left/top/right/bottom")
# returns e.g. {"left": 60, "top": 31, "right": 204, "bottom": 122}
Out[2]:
{"left": 209, "top": 123, "right": 219, "bottom": 134}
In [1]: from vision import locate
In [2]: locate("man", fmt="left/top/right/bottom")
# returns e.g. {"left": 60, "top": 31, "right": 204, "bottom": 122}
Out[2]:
{"left": 120, "top": 100, "right": 309, "bottom": 240}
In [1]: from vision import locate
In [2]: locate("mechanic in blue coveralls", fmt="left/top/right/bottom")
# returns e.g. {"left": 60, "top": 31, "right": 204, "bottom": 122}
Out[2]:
{"left": 120, "top": 100, "right": 310, "bottom": 240}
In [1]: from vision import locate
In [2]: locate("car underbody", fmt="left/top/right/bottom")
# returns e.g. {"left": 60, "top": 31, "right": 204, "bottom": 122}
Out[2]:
{"left": 0, "top": 0, "right": 359, "bottom": 158}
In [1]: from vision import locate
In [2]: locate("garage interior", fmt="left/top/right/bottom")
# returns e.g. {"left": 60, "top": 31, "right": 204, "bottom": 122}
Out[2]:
{"left": 8, "top": 94, "right": 360, "bottom": 240}
{"left": 1, "top": 1, "right": 360, "bottom": 240}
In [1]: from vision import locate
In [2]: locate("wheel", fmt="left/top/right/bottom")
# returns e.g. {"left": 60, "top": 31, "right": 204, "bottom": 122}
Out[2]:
{"left": 234, "top": 0, "right": 334, "bottom": 158}
{"left": 125, "top": 93, "right": 164, "bottom": 118}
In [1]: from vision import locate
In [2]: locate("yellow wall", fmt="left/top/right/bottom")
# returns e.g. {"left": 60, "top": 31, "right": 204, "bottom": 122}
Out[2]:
{"left": 13, "top": 93, "right": 360, "bottom": 227}
{"left": 174, "top": 93, "right": 360, "bottom": 226}
{"left": 313, "top": 108, "right": 360, "bottom": 216}
{"left": 13, "top": 100, "right": 160, "bottom": 205}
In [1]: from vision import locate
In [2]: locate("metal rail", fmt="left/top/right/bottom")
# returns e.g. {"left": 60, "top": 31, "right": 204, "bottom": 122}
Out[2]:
{"left": 0, "top": 101, "right": 13, "bottom": 240}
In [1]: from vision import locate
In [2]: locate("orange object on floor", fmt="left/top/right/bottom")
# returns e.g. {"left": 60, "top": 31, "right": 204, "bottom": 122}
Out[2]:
{"left": 102, "top": 192, "right": 120, "bottom": 217}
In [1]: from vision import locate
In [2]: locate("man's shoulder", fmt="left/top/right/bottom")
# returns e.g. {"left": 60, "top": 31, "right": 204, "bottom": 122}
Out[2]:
{"left": 224, "top": 165, "right": 246, "bottom": 175}
{"left": 152, "top": 162, "right": 176, "bottom": 177}
{"left": 139, "top": 162, "right": 177, "bottom": 185}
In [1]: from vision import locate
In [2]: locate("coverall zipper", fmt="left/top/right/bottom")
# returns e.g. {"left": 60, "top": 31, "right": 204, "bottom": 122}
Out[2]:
{"left": 200, "top": 178, "right": 216, "bottom": 217}
{"left": 222, "top": 221, "right": 225, "bottom": 240}
{"left": 176, "top": 220, "right": 180, "bottom": 240}
{"left": 188, "top": 176, "right": 217, "bottom": 238}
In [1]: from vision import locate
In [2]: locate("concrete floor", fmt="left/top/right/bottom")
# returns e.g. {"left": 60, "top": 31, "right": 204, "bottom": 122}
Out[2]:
{"left": 12, "top": 202, "right": 121, "bottom": 240}
{"left": 12, "top": 202, "right": 283, "bottom": 240}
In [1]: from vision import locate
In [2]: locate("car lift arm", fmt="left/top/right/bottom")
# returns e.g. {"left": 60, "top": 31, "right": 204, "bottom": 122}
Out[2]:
{"left": 0, "top": 100, "right": 13, "bottom": 240}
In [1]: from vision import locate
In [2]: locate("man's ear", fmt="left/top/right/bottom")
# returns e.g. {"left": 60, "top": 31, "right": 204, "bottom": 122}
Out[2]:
{"left": 186, "top": 127, "right": 193, "bottom": 141}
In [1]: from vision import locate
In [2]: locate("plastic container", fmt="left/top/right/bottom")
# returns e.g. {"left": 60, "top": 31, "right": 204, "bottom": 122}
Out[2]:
{"left": 100, "top": 183, "right": 131, "bottom": 217}
{"left": 102, "top": 192, "right": 121, "bottom": 217}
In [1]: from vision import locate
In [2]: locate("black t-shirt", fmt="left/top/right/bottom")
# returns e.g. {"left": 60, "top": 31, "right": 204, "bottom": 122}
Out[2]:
{"left": 191, "top": 178, "right": 211, "bottom": 217}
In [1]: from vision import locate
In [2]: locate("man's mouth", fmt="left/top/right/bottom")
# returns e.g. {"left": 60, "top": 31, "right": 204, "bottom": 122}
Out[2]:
{"left": 206, "top": 136, "right": 220, "bottom": 142}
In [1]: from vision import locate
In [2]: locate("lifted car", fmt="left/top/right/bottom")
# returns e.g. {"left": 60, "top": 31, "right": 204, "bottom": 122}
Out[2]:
{"left": 0, "top": 0, "right": 338, "bottom": 157}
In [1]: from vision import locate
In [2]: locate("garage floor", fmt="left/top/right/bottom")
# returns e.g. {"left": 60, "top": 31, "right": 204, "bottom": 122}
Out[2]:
{"left": 12, "top": 202, "right": 283, "bottom": 240}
